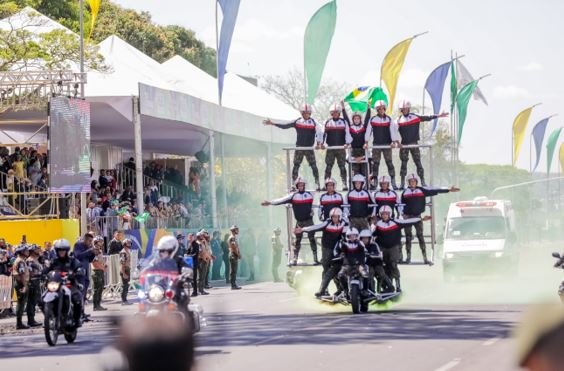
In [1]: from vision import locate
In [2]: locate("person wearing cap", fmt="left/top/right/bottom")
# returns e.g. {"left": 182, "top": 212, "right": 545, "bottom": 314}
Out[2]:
{"left": 319, "top": 103, "right": 352, "bottom": 191}
{"left": 228, "top": 226, "right": 242, "bottom": 290}
{"left": 341, "top": 101, "right": 369, "bottom": 178}
{"left": 396, "top": 100, "right": 449, "bottom": 188}
{"left": 263, "top": 104, "right": 322, "bottom": 190}
{"left": 175, "top": 233, "right": 187, "bottom": 259}
{"left": 400, "top": 174, "right": 459, "bottom": 264}
{"left": 271, "top": 228, "right": 284, "bottom": 282}
{"left": 92, "top": 236, "right": 107, "bottom": 311}
{"left": 25, "top": 244, "right": 43, "bottom": 327}
{"left": 515, "top": 303, "right": 564, "bottom": 370}
{"left": 119, "top": 238, "right": 133, "bottom": 305}
{"left": 12, "top": 244, "right": 30, "bottom": 329}
{"left": 364, "top": 101, "right": 401, "bottom": 189}
{"left": 262, "top": 177, "right": 319, "bottom": 265}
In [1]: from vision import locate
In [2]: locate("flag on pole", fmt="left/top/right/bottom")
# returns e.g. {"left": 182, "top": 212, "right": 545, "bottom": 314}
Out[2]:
{"left": 455, "top": 80, "right": 479, "bottom": 145}
{"left": 344, "top": 86, "right": 369, "bottom": 112}
{"left": 456, "top": 60, "right": 488, "bottom": 105}
{"left": 304, "top": 0, "right": 337, "bottom": 104}
{"left": 87, "top": 0, "right": 101, "bottom": 39}
{"left": 559, "top": 143, "right": 564, "bottom": 174}
{"left": 217, "top": 0, "right": 241, "bottom": 105}
{"left": 546, "top": 127, "right": 562, "bottom": 173}
{"left": 424, "top": 61, "right": 452, "bottom": 135}
{"left": 512, "top": 106, "right": 536, "bottom": 166}
{"left": 531, "top": 117, "right": 552, "bottom": 171}
{"left": 367, "top": 87, "right": 388, "bottom": 108}
{"left": 450, "top": 60, "right": 457, "bottom": 113}
{"left": 381, "top": 37, "right": 413, "bottom": 113}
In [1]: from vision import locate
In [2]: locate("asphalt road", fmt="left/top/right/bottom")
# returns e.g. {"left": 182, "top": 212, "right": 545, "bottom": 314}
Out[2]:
{"left": 0, "top": 243, "right": 561, "bottom": 371}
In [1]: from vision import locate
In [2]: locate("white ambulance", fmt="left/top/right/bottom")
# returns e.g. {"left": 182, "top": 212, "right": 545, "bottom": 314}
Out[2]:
{"left": 442, "top": 197, "right": 518, "bottom": 281}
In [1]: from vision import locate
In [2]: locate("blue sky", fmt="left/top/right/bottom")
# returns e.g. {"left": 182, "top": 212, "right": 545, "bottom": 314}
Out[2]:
{"left": 114, "top": 0, "right": 564, "bottom": 172}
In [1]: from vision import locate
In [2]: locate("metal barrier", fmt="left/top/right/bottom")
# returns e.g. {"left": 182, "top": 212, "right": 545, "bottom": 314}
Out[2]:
{"left": 92, "top": 215, "right": 197, "bottom": 237}
{"left": 100, "top": 253, "right": 139, "bottom": 299}
{"left": 0, "top": 275, "right": 12, "bottom": 311}
{"left": 0, "top": 191, "right": 64, "bottom": 219}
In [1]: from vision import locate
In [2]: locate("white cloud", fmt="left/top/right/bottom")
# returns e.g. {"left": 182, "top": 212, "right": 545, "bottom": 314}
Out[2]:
{"left": 517, "top": 62, "right": 544, "bottom": 71}
{"left": 493, "top": 85, "right": 532, "bottom": 99}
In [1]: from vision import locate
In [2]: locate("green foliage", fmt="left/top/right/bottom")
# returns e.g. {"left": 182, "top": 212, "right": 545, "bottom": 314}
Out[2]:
{"left": 0, "top": 0, "right": 217, "bottom": 75}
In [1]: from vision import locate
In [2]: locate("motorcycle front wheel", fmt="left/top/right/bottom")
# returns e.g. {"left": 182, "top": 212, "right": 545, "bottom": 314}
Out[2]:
{"left": 64, "top": 328, "right": 77, "bottom": 344}
{"left": 43, "top": 303, "right": 59, "bottom": 346}
{"left": 350, "top": 284, "right": 360, "bottom": 314}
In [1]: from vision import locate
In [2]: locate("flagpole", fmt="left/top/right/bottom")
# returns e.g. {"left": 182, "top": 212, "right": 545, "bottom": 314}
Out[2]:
{"left": 215, "top": 0, "right": 221, "bottom": 106}
{"left": 79, "top": 0, "right": 85, "bottom": 99}
{"left": 454, "top": 51, "right": 459, "bottom": 186}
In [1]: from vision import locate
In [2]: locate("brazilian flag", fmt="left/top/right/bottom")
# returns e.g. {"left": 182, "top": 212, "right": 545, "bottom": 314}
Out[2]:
{"left": 344, "top": 86, "right": 388, "bottom": 112}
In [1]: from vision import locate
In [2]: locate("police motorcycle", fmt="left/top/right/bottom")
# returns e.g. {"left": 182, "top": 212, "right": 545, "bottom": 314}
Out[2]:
{"left": 552, "top": 252, "right": 564, "bottom": 303}
{"left": 136, "top": 236, "right": 204, "bottom": 333}
{"left": 42, "top": 270, "right": 83, "bottom": 346}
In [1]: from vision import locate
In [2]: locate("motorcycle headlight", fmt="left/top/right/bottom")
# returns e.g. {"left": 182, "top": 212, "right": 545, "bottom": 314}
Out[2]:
{"left": 148, "top": 285, "right": 165, "bottom": 302}
{"left": 47, "top": 281, "right": 60, "bottom": 292}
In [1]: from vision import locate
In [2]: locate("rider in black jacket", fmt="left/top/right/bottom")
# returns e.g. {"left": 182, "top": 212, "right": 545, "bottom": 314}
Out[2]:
{"left": 43, "top": 239, "right": 84, "bottom": 327}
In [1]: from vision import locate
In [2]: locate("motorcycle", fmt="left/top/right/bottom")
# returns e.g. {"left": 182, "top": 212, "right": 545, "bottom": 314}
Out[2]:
{"left": 552, "top": 252, "right": 564, "bottom": 303}
{"left": 41, "top": 271, "right": 80, "bottom": 346}
{"left": 318, "top": 256, "right": 401, "bottom": 313}
{"left": 137, "top": 256, "right": 204, "bottom": 332}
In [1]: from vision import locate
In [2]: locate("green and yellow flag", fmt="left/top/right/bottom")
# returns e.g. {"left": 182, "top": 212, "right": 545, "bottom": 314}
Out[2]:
{"left": 88, "top": 0, "right": 101, "bottom": 39}
{"left": 512, "top": 106, "right": 536, "bottom": 166}
{"left": 381, "top": 37, "right": 413, "bottom": 113}
{"left": 344, "top": 86, "right": 370, "bottom": 112}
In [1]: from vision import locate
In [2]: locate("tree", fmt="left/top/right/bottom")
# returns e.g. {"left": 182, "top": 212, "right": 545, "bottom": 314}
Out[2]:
{"left": 260, "top": 67, "right": 349, "bottom": 119}
{"left": 0, "top": 7, "right": 106, "bottom": 71}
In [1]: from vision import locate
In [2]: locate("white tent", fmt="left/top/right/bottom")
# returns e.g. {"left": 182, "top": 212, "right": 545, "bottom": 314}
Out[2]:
{"left": 0, "top": 6, "right": 71, "bottom": 34}
{"left": 161, "top": 55, "right": 298, "bottom": 121}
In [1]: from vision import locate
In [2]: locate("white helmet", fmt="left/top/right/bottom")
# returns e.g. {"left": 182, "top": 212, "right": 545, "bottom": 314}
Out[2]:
{"left": 379, "top": 205, "right": 393, "bottom": 217}
{"left": 352, "top": 174, "right": 366, "bottom": 185}
{"left": 329, "top": 103, "right": 342, "bottom": 113}
{"left": 301, "top": 104, "right": 312, "bottom": 113}
{"left": 157, "top": 235, "right": 179, "bottom": 257}
{"left": 379, "top": 175, "right": 391, "bottom": 184}
{"left": 325, "top": 177, "right": 336, "bottom": 186}
{"left": 374, "top": 100, "right": 387, "bottom": 109}
{"left": 399, "top": 100, "right": 411, "bottom": 110}
{"left": 359, "top": 229, "right": 372, "bottom": 239}
{"left": 345, "top": 227, "right": 359, "bottom": 238}
{"left": 294, "top": 176, "right": 307, "bottom": 187}
{"left": 406, "top": 173, "right": 419, "bottom": 183}
{"left": 329, "top": 208, "right": 343, "bottom": 218}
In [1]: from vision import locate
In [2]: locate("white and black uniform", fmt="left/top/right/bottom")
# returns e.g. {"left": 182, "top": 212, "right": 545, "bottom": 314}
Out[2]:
{"left": 397, "top": 113, "right": 438, "bottom": 187}
{"left": 270, "top": 191, "right": 318, "bottom": 260}
{"left": 364, "top": 107, "right": 401, "bottom": 186}
{"left": 318, "top": 191, "right": 345, "bottom": 222}
{"left": 373, "top": 189, "right": 400, "bottom": 218}
{"left": 401, "top": 186, "right": 451, "bottom": 263}
{"left": 344, "top": 189, "right": 375, "bottom": 231}
{"left": 302, "top": 219, "right": 348, "bottom": 280}
{"left": 272, "top": 118, "right": 322, "bottom": 183}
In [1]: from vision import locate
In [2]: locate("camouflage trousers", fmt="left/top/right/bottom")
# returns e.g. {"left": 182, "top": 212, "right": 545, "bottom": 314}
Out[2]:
{"left": 293, "top": 150, "right": 320, "bottom": 183}
{"left": 399, "top": 146, "right": 424, "bottom": 181}
{"left": 372, "top": 148, "right": 396, "bottom": 179}
{"left": 324, "top": 149, "right": 347, "bottom": 182}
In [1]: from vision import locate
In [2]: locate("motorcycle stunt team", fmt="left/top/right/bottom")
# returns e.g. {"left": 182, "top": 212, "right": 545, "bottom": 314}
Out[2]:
{"left": 263, "top": 100, "right": 459, "bottom": 297}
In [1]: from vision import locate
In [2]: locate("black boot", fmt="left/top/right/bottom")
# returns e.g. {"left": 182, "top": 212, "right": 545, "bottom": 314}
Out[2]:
{"left": 405, "top": 251, "right": 411, "bottom": 264}
{"left": 27, "top": 317, "right": 41, "bottom": 327}
{"left": 421, "top": 247, "right": 433, "bottom": 266}
{"left": 395, "top": 278, "right": 402, "bottom": 293}
{"left": 16, "top": 318, "right": 29, "bottom": 330}
{"left": 341, "top": 178, "right": 348, "bottom": 191}
{"left": 399, "top": 177, "right": 405, "bottom": 190}
{"left": 391, "top": 177, "right": 399, "bottom": 190}
{"left": 419, "top": 176, "right": 427, "bottom": 187}
{"left": 312, "top": 251, "right": 320, "bottom": 265}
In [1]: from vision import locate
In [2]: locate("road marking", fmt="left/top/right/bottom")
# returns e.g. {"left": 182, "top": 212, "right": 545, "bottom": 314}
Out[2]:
{"left": 278, "top": 296, "right": 300, "bottom": 303}
{"left": 482, "top": 337, "right": 502, "bottom": 346}
{"left": 434, "top": 358, "right": 461, "bottom": 371}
